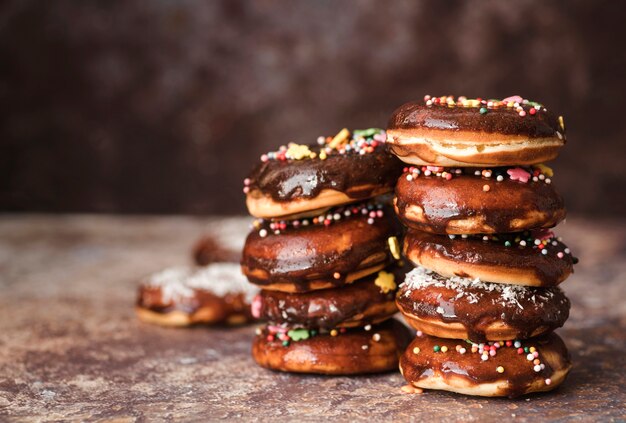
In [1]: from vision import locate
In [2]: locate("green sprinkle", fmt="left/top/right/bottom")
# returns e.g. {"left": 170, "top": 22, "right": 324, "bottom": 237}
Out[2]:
{"left": 282, "top": 340, "right": 290, "bottom": 347}
{"left": 504, "top": 241, "right": 512, "bottom": 247}
{"left": 353, "top": 128, "right": 383, "bottom": 138}
{"left": 479, "top": 107, "right": 488, "bottom": 115}
{"left": 434, "top": 345, "right": 441, "bottom": 352}
{"left": 287, "top": 329, "right": 311, "bottom": 341}
{"left": 524, "top": 347, "right": 530, "bottom": 353}
{"left": 310, "top": 330, "right": 318, "bottom": 337}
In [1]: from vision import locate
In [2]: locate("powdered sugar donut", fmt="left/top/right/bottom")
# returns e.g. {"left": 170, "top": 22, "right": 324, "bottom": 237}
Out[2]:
{"left": 136, "top": 263, "right": 259, "bottom": 327}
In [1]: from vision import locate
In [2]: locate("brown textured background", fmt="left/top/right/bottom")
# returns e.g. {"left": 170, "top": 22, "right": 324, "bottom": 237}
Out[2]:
{"left": 1, "top": 0, "right": 625, "bottom": 215}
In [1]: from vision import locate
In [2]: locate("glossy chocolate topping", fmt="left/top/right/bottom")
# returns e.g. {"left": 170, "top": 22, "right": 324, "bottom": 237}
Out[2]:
{"left": 256, "top": 272, "right": 397, "bottom": 329}
{"left": 404, "top": 229, "right": 575, "bottom": 287}
{"left": 242, "top": 211, "right": 401, "bottom": 291}
{"left": 395, "top": 172, "right": 566, "bottom": 234}
{"left": 247, "top": 144, "right": 403, "bottom": 202}
{"left": 396, "top": 266, "right": 570, "bottom": 342}
{"left": 387, "top": 101, "right": 562, "bottom": 139}
{"left": 254, "top": 319, "right": 412, "bottom": 374}
{"left": 400, "top": 332, "right": 570, "bottom": 398}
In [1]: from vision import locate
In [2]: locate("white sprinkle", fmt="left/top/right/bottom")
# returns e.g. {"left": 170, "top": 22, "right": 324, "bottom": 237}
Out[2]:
{"left": 496, "top": 175, "right": 504, "bottom": 182}
{"left": 259, "top": 229, "right": 268, "bottom": 237}
{"left": 372, "top": 333, "right": 381, "bottom": 342}
{"left": 362, "top": 345, "right": 369, "bottom": 350}
{"left": 406, "top": 174, "right": 413, "bottom": 181}
{"left": 364, "top": 324, "right": 372, "bottom": 331}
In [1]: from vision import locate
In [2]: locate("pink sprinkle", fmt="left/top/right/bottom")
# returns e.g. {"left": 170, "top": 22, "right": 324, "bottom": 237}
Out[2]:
{"left": 376, "top": 210, "right": 384, "bottom": 218}
{"left": 251, "top": 295, "right": 262, "bottom": 318}
{"left": 519, "top": 110, "right": 527, "bottom": 117}
{"left": 427, "top": 165, "right": 444, "bottom": 172}
{"left": 374, "top": 133, "right": 387, "bottom": 142}
{"left": 545, "top": 378, "right": 552, "bottom": 385}
{"left": 557, "top": 252, "right": 564, "bottom": 259}
{"left": 502, "top": 95, "right": 523, "bottom": 103}
{"left": 507, "top": 167, "right": 531, "bottom": 183}
{"left": 243, "top": 187, "right": 250, "bottom": 194}
{"left": 261, "top": 154, "right": 269, "bottom": 162}
{"left": 268, "top": 325, "right": 287, "bottom": 333}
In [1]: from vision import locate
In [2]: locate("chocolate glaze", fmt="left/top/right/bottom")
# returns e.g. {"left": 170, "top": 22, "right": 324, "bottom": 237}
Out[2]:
{"left": 395, "top": 172, "right": 566, "bottom": 234}
{"left": 137, "top": 286, "right": 252, "bottom": 323}
{"left": 247, "top": 144, "right": 403, "bottom": 202}
{"left": 253, "top": 319, "right": 412, "bottom": 374}
{"left": 257, "top": 271, "right": 397, "bottom": 329}
{"left": 242, "top": 211, "right": 401, "bottom": 292}
{"left": 396, "top": 273, "right": 570, "bottom": 343}
{"left": 387, "top": 101, "right": 562, "bottom": 139}
{"left": 400, "top": 332, "right": 571, "bottom": 398}
{"left": 404, "top": 229, "right": 575, "bottom": 287}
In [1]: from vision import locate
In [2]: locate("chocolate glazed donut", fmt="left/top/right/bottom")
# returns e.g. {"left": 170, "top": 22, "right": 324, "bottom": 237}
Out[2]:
{"left": 253, "top": 319, "right": 412, "bottom": 375}
{"left": 403, "top": 229, "right": 575, "bottom": 287}
{"left": 386, "top": 96, "right": 565, "bottom": 167}
{"left": 254, "top": 272, "right": 397, "bottom": 329}
{"left": 396, "top": 266, "right": 570, "bottom": 342}
{"left": 242, "top": 210, "right": 401, "bottom": 292}
{"left": 137, "top": 286, "right": 253, "bottom": 326}
{"left": 247, "top": 144, "right": 402, "bottom": 203}
{"left": 400, "top": 332, "right": 571, "bottom": 398}
{"left": 394, "top": 171, "right": 566, "bottom": 235}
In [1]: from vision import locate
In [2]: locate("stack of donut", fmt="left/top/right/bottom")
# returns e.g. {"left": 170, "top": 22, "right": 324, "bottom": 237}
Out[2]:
{"left": 386, "top": 95, "right": 578, "bottom": 397}
{"left": 242, "top": 128, "right": 412, "bottom": 374}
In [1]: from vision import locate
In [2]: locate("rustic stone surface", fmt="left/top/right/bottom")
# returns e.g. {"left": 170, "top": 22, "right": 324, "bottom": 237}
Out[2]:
{"left": 0, "top": 215, "right": 624, "bottom": 421}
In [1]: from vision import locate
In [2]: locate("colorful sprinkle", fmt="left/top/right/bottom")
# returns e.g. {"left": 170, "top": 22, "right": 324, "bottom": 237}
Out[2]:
{"left": 375, "top": 271, "right": 396, "bottom": 294}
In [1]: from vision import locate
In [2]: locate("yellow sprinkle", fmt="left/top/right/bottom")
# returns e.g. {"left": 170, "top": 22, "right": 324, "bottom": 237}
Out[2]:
{"left": 286, "top": 143, "right": 312, "bottom": 160}
{"left": 309, "top": 152, "right": 317, "bottom": 159}
{"left": 466, "top": 99, "right": 481, "bottom": 107}
{"left": 328, "top": 128, "right": 350, "bottom": 149}
{"left": 319, "top": 150, "right": 327, "bottom": 160}
{"left": 374, "top": 271, "right": 396, "bottom": 294}
{"left": 388, "top": 236, "right": 401, "bottom": 260}
{"left": 330, "top": 329, "right": 338, "bottom": 337}
{"left": 558, "top": 115, "right": 565, "bottom": 131}
{"left": 413, "top": 347, "right": 420, "bottom": 354}
{"left": 441, "top": 346, "right": 448, "bottom": 353}
{"left": 496, "top": 366, "right": 505, "bottom": 374}
{"left": 535, "top": 163, "right": 554, "bottom": 177}
{"left": 529, "top": 347, "right": 536, "bottom": 353}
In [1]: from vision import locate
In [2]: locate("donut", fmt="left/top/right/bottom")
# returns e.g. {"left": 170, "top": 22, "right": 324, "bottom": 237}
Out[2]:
{"left": 395, "top": 164, "right": 566, "bottom": 234}
{"left": 252, "top": 269, "right": 401, "bottom": 329}
{"left": 404, "top": 229, "right": 576, "bottom": 287}
{"left": 241, "top": 202, "right": 401, "bottom": 292}
{"left": 386, "top": 95, "right": 566, "bottom": 167}
{"left": 136, "top": 264, "right": 258, "bottom": 327}
{"left": 396, "top": 266, "right": 570, "bottom": 342}
{"left": 252, "top": 319, "right": 412, "bottom": 375}
{"left": 244, "top": 128, "right": 403, "bottom": 219}
{"left": 399, "top": 332, "right": 571, "bottom": 397}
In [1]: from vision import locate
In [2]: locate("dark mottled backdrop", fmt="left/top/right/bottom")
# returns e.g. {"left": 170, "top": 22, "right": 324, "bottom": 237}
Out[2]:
{"left": 1, "top": 0, "right": 624, "bottom": 215}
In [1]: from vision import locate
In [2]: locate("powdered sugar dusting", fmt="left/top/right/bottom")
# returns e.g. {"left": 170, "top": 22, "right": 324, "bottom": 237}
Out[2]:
{"left": 401, "top": 266, "right": 556, "bottom": 309}
{"left": 187, "top": 263, "right": 258, "bottom": 302}
{"left": 144, "top": 263, "right": 258, "bottom": 303}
